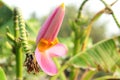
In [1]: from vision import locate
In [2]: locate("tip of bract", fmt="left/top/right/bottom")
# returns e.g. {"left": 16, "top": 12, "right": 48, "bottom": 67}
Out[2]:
{"left": 60, "top": 3, "right": 65, "bottom": 10}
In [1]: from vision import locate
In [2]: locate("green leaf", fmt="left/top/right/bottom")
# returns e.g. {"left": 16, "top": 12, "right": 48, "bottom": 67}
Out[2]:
{"left": 0, "top": 1, "right": 14, "bottom": 36}
{"left": 70, "top": 36, "right": 120, "bottom": 72}
{"left": 0, "top": 67, "right": 7, "bottom": 80}
{"left": 0, "top": 1, "right": 12, "bottom": 26}
{"left": 81, "top": 70, "right": 96, "bottom": 80}
{"left": 94, "top": 76, "right": 119, "bottom": 80}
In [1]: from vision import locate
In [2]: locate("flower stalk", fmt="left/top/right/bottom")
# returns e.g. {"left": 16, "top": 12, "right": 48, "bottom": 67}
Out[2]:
{"left": 14, "top": 8, "right": 23, "bottom": 80}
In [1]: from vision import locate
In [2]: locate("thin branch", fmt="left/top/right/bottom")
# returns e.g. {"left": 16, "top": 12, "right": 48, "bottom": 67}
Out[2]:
{"left": 101, "top": 0, "right": 118, "bottom": 6}
{"left": 101, "top": 0, "right": 120, "bottom": 28}
{"left": 77, "top": 0, "right": 88, "bottom": 19}
{"left": 81, "top": 0, "right": 119, "bottom": 51}
{"left": 112, "top": 12, "right": 120, "bottom": 28}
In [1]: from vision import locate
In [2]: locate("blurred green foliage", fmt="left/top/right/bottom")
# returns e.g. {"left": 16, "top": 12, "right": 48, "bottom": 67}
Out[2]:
{"left": 0, "top": 67, "right": 7, "bottom": 80}
{"left": 0, "top": 1, "right": 12, "bottom": 26}
{"left": 59, "top": 5, "right": 77, "bottom": 37}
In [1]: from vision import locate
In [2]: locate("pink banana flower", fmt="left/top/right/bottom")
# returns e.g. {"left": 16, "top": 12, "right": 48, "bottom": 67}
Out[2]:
{"left": 35, "top": 3, "right": 67, "bottom": 76}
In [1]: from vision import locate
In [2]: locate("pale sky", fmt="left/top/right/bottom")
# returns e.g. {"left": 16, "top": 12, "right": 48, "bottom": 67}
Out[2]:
{"left": 3, "top": 0, "right": 82, "bottom": 19}
{"left": 2, "top": 0, "right": 120, "bottom": 37}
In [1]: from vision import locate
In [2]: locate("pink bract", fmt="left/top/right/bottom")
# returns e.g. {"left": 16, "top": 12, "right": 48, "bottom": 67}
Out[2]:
{"left": 35, "top": 3, "right": 67, "bottom": 76}
{"left": 36, "top": 3, "right": 65, "bottom": 44}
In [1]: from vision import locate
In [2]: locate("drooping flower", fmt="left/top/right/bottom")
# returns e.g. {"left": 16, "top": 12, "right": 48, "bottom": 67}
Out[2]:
{"left": 35, "top": 3, "right": 67, "bottom": 76}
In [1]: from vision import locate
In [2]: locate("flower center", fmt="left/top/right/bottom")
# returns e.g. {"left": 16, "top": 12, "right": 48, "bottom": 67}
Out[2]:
{"left": 38, "top": 38, "right": 58, "bottom": 52}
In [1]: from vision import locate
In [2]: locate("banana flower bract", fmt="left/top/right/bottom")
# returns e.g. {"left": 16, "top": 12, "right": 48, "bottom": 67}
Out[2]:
{"left": 35, "top": 3, "right": 67, "bottom": 76}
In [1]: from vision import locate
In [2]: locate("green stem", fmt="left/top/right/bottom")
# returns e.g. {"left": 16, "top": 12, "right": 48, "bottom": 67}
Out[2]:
{"left": 73, "top": 37, "right": 80, "bottom": 54}
{"left": 74, "top": 0, "right": 89, "bottom": 54}
{"left": 16, "top": 46, "right": 23, "bottom": 80}
{"left": 77, "top": 0, "right": 88, "bottom": 19}
{"left": 112, "top": 12, "right": 120, "bottom": 28}
{"left": 51, "top": 53, "right": 81, "bottom": 80}
{"left": 66, "top": 0, "right": 89, "bottom": 79}
{"left": 50, "top": 51, "right": 83, "bottom": 80}
{"left": 50, "top": 63, "right": 68, "bottom": 80}
{"left": 51, "top": 58, "right": 66, "bottom": 80}
{"left": 71, "top": 0, "right": 89, "bottom": 79}
{"left": 51, "top": 51, "right": 83, "bottom": 80}
{"left": 14, "top": 8, "right": 23, "bottom": 80}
